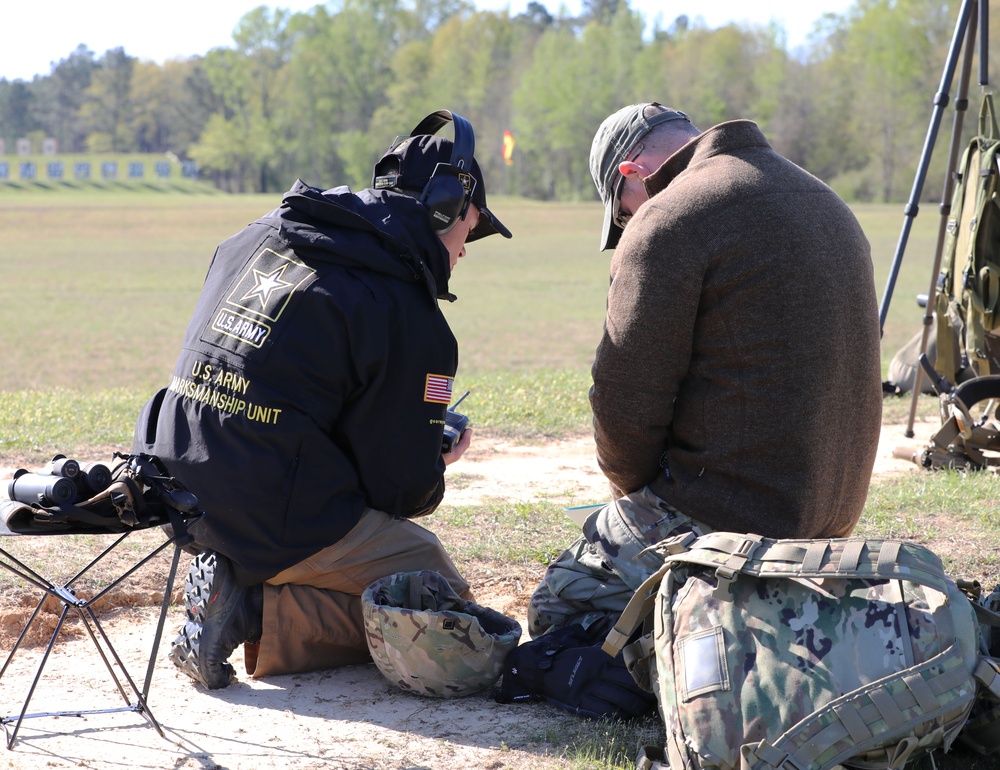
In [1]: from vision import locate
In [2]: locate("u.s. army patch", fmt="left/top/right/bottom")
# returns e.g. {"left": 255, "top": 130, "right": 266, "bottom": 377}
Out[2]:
{"left": 202, "top": 246, "right": 316, "bottom": 353}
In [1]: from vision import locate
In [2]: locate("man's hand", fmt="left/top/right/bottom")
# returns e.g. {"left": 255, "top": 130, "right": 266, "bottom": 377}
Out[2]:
{"left": 443, "top": 426, "right": 472, "bottom": 466}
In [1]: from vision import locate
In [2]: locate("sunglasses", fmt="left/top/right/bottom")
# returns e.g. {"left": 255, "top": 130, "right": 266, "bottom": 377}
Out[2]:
{"left": 612, "top": 141, "right": 644, "bottom": 230}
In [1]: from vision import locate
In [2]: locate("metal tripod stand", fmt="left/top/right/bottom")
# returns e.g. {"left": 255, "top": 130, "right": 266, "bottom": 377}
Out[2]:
{"left": 878, "top": 0, "right": 989, "bottom": 437}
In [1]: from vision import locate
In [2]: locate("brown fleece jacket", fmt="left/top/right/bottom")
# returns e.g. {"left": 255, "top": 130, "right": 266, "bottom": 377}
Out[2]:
{"left": 590, "top": 120, "right": 882, "bottom": 539}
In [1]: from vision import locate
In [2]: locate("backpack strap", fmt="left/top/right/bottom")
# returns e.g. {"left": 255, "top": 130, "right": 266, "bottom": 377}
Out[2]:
{"left": 600, "top": 530, "right": 698, "bottom": 657}
{"left": 981, "top": 93, "right": 1000, "bottom": 141}
{"left": 960, "top": 658, "right": 1000, "bottom": 754}
{"left": 975, "top": 657, "right": 1000, "bottom": 698}
{"left": 980, "top": 262, "right": 1000, "bottom": 330}
{"left": 705, "top": 532, "right": 764, "bottom": 598}
{"left": 934, "top": 291, "right": 963, "bottom": 383}
{"left": 968, "top": 273, "right": 999, "bottom": 374}
{"left": 600, "top": 561, "right": 666, "bottom": 658}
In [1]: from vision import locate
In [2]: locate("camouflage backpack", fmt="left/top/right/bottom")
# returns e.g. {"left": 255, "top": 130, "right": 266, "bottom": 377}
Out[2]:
{"left": 603, "top": 532, "right": 1000, "bottom": 770}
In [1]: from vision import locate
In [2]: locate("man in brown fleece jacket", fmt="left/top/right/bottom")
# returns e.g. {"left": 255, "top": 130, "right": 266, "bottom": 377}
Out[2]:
{"left": 528, "top": 103, "right": 882, "bottom": 640}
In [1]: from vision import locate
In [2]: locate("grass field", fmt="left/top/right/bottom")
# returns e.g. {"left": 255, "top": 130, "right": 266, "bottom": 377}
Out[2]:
{"left": 0, "top": 190, "right": 997, "bottom": 770}
{"left": 0, "top": 189, "right": 945, "bottom": 451}
{"left": 0, "top": 190, "right": 942, "bottom": 391}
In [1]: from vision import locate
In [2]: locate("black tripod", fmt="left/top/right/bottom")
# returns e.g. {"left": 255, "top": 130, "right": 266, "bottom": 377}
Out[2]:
{"left": 878, "top": 0, "right": 989, "bottom": 437}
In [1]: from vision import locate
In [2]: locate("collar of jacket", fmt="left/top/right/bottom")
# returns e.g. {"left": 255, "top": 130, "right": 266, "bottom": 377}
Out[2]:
{"left": 643, "top": 120, "right": 772, "bottom": 199}
{"left": 279, "top": 179, "right": 455, "bottom": 302}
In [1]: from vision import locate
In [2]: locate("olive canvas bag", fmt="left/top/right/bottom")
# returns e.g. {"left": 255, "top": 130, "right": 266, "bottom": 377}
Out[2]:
{"left": 935, "top": 93, "right": 1000, "bottom": 379}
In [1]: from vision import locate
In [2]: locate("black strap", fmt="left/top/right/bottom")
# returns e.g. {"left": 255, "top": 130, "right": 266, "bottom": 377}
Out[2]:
{"left": 408, "top": 110, "right": 475, "bottom": 170}
{"left": 952, "top": 374, "right": 1000, "bottom": 409}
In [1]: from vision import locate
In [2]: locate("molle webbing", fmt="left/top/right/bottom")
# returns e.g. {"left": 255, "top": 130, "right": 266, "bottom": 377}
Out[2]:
{"left": 604, "top": 535, "right": 953, "bottom": 657}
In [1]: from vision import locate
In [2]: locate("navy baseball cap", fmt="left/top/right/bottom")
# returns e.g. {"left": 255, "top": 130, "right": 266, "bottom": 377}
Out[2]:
{"left": 373, "top": 134, "right": 511, "bottom": 242}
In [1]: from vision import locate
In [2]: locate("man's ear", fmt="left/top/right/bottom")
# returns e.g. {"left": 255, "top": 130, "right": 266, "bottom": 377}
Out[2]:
{"left": 618, "top": 160, "right": 644, "bottom": 179}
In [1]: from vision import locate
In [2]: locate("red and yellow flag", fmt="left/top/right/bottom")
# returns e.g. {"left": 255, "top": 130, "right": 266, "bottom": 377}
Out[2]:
{"left": 502, "top": 130, "right": 515, "bottom": 166}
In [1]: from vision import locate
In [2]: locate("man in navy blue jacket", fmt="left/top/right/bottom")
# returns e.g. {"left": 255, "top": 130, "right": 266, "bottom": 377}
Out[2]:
{"left": 134, "top": 111, "right": 511, "bottom": 689}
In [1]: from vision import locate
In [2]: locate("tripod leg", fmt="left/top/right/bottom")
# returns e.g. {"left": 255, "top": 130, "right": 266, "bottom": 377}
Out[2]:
{"left": 904, "top": 4, "right": 979, "bottom": 437}
{"left": 878, "top": 0, "right": 976, "bottom": 332}
{"left": 979, "top": 0, "right": 988, "bottom": 86}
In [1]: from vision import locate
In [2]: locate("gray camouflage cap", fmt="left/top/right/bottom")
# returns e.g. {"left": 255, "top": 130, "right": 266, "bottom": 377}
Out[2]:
{"left": 589, "top": 103, "right": 691, "bottom": 251}
{"left": 362, "top": 570, "right": 522, "bottom": 698}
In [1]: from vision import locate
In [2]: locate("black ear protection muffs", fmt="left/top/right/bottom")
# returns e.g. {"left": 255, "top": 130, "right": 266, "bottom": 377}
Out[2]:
{"left": 375, "top": 110, "right": 477, "bottom": 234}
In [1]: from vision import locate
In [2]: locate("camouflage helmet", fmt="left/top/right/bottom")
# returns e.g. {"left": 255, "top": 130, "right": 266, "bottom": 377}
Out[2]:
{"left": 362, "top": 570, "right": 522, "bottom": 698}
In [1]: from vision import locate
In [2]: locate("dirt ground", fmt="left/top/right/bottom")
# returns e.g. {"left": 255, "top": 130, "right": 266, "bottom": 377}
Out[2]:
{"left": 0, "top": 418, "right": 982, "bottom": 770}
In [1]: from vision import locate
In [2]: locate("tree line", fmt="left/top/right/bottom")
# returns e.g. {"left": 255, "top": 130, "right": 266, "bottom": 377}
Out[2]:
{"left": 0, "top": 0, "right": 990, "bottom": 203}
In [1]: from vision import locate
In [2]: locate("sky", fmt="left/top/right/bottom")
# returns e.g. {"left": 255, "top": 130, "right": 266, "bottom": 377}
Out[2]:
{"left": 1, "top": 0, "right": 854, "bottom": 83}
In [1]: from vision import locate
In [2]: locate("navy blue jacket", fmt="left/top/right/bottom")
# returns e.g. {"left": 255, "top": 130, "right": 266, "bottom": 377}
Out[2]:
{"left": 134, "top": 180, "right": 459, "bottom": 584}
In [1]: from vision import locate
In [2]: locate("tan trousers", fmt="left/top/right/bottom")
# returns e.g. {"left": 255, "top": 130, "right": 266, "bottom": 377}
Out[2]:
{"left": 251, "top": 509, "right": 471, "bottom": 677}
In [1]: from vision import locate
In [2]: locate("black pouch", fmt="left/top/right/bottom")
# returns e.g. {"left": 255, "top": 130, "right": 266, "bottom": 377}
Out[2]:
{"left": 495, "top": 620, "right": 656, "bottom": 720}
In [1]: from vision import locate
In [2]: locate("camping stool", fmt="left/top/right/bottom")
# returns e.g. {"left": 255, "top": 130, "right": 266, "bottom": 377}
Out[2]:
{"left": 0, "top": 511, "right": 201, "bottom": 749}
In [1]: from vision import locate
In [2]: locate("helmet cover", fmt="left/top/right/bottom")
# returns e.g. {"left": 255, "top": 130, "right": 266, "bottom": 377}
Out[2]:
{"left": 362, "top": 570, "right": 522, "bottom": 697}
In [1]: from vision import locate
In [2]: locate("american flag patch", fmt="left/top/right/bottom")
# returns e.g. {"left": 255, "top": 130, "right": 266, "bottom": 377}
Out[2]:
{"left": 424, "top": 374, "right": 454, "bottom": 404}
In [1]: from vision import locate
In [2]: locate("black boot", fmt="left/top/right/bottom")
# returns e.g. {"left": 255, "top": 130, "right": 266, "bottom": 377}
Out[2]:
{"left": 169, "top": 550, "right": 263, "bottom": 690}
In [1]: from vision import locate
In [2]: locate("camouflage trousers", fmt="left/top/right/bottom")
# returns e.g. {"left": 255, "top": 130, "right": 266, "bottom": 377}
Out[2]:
{"left": 527, "top": 485, "right": 711, "bottom": 639}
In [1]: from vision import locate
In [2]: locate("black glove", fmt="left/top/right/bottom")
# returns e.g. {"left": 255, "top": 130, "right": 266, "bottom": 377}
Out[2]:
{"left": 495, "top": 622, "right": 656, "bottom": 720}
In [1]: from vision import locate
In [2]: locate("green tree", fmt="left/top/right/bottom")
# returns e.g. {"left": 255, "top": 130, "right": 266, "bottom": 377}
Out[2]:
{"left": 582, "top": 0, "right": 623, "bottom": 26}
{"left": 79, "top": 48, "right": 136, "bottom": 152}
{"left": 382, "top": 12, "right": 518, "bottom": 189}
{"left": 284, "top": 0, "right": 416, "bottom": 189}
{"left": 0, "top": 80, "right": 37, "bottom": 149}
{"left": 832, "top": 0, "right": 953, "bottom": 201}
{"left": 511, "top": 25, "right": 579, "bottom": 198}
{"left": 130, "top": 58, "right": 213, "bottom": 154}
{"left": 1, "top": 0, "right": 967, "bottom": 206}
{"left": 797, "top": 14, "right": 871, "bottom": 189}
{"left": 516, "top": 2, "right": 553, "bottom": 29}
{"left": 654, "top": 24, "right": 771, "bottom": 127}
{"left": 192, "top": 112, "right": 256, "bottom": 190}
{"left": 513, "top": 6, "right": 645, "bottom": 199}
{"left": 190, "top": 7, "right": 294, "bottom": 191}
{"left": 28, "top": 45, "right": 98, "bottom": 153}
